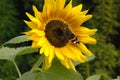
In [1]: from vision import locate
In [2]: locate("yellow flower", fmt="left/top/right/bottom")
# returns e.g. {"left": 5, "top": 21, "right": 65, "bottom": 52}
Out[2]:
{"left": 24, "top": 0, "right": 97, "bottom": 71}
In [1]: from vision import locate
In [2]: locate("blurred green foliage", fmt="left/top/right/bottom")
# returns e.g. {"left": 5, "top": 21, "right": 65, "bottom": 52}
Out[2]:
{"left": 0, "top": 0, "right": 18, "bottom": 43}
{"left": 0, "top": 0, "right": 120, "bottom": 80}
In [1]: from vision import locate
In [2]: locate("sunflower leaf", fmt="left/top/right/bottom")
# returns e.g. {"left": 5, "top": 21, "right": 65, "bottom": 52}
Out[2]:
{"left": 2, "top": 35, "right": 29, "bottom": 46}
{"left": 0, "top": 47, "right": 30, "bottom": 61}
{"left": 16, "top": 72, "right": 37, "bottom": 80}
{"left": 17, "top": 59, "right": 84, "bottom": 80}
{"left": 86, "top": 74, "right": 101, "bottom": 80}
{"left": 38, "top": 59, "right": 84, "bottom": 80}
{"left": 18, "top": 47, "right": 39, "bottom": 55}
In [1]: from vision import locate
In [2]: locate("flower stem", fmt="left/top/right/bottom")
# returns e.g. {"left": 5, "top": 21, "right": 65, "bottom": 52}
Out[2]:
{"left": 13, "top": 60, "right": 22, "bottom": 77}
{"left": 86, "top": 62, "right": 90, "bottom": 77}
{"left": 30, "top": 55, "right": 44, "bottom": 72}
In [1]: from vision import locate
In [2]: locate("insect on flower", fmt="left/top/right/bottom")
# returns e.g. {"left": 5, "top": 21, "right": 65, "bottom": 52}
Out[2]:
{"left": 53, "top": 23, "right": 80, "bottom": 45}
{"left": 63, "top": 24, "right": 80, "bottom": 44}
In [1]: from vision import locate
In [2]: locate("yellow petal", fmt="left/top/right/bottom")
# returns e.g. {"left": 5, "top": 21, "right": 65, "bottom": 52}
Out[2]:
{"left": 44, "top": 44, "right": 50, "bottom": 56}
{"left": 55, "top": 48, "right": 65, "bottom": 60}
{"left": 37, "top": 37, "right": 46, "bottom": 47}
{"left": 24, "top": 29, "right": 44, "bottom": 37}
{"left": 23, "top": 30, "right": 43, "bottom": 42}
{"left": 48, "top": 45, "right": 55, "bottom": 64}
{"left": 44, "top": 56, "right": 52, "bottom": 70}
{"left": 77, "top": 43, "right": 92, "bottom": 56}
{"left": 40, "top": 42, "right": 46, "bottom": 54}
{"left": 61, "top": 46, "right": 82, "bottom": 62}
{"left": 63, "top": 0, "right": 73, "bottom": 20}
{"left": 60, "top": 59, "right": 70, "bottom": 69}
{"left": 42, "top": 0, "right": 52, "bottom": 21}
{"left": 81, "top": 10, "right": 89, "bottom": 15}
{"left": 80, "top": 15, "right": 93, "bottom": 25}
{"left": 24, "top": 20, "right": 38, "bottom": 29}
{"left": 63, "top": 0, "right": 72, "bottom": 18}
{"left": 68, "top": 44, "right": 88, "bottom": 62}
{"left": 60, "top": 47, "right": 73, "bottom": 59}
{"left": 32, "top": 5, "right": 42, "bottom": 21}
{"left": 78, "top": 36, "right": 97, "bottom": 44}
{"left": 46, "top": 0, "right": 56, "bottom": 18}
{"left": 25, "top": 12, "right": 40, "bottom": 24}
{"left": 56, "top": 0, "right": 66, "bottom": 10}
{"left": 72, "top": 4, "right": 83, "bottom": 12}
{"left": 70, "top": 15, "right": 93, "bottom": 26}
{"left": 64, "top": 0, "right": 72, "bottom": 11}
{"left": 64, "top": 8, "right": 92, "bottom": 26}
{"left": 73, "top": 27, "right": 97, "bottom": 36}
{"left": 51, "top": 0, "right": 65, "bottom": 18}
{"left": 32, "top": 29, "right": 45, "bottom": 36}
{"left": 31, "top": 41, "right": 39, "bottom": 48}
{"left": 68, "top": 59, "right": 76, "bottom": 71}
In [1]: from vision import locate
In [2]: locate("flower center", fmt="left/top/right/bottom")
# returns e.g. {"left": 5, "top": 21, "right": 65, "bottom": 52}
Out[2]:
{"left": 44, "top": 20, "right": 69, "bottom": 48}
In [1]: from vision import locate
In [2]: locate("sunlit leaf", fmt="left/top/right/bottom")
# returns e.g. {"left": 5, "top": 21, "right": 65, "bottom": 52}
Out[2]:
{"left": 0, "top": 47, "right": 30, "bottom": 61}
{"left": 18, "top": 47, "right": 39, "bottom": 55}
{"left": 86, "top": 74, "right": 101, "bottom": 80}
{"left": 3, "top": 35, "right": 29, "bottom": 46}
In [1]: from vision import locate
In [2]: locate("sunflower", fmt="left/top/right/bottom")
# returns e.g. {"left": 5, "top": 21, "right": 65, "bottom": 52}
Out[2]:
{"left": 24, "top": 0, "right": 97, "bottom": 71}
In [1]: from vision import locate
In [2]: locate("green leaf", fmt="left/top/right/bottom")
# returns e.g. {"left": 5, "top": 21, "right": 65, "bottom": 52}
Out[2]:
{"left": 0, "top": 78, "right": 3, "bottom": 80}
{"left": 16, "top": 72, "right": 37, "bottom": 80}
{"left": 86, "top": 74, "right": 101, "bottom": 80}
{"left": 17, "top": 59, "right": 84, "bottom": 80}
{"left": 39, "top": 59, "right": 83, "bottom": 80}
{"left": 0, "top": 47, "right": 30, "bottom": 61}
{"left": 3, "top": 35, "right": 29, "bottom": 46}
{"left": 87, "top": 55, "right": 95, "bottom": 61}
{"left": 18, "top": 47, "right": 39, "bottom": 55}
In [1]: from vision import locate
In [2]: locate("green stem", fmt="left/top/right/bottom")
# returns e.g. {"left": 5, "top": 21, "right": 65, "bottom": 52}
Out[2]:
{"left": 30, "top": 55, "right": 44, "bottom": 72}
{"left": 13, "top": 60, "right": 22, "bottom": 77}
{"left": 86, "top": 62, "right": 90, "bottom": 77}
